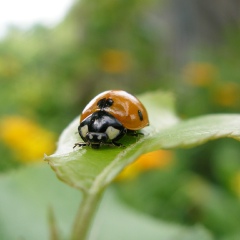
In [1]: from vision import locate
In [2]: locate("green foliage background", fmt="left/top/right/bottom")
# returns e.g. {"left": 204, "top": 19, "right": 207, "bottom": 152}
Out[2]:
{"left": 0, "top": 0, "right": 240, "bottom": 239}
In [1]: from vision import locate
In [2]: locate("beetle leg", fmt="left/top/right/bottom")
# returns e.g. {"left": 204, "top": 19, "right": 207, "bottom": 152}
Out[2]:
{"left": 127, "top": 130, "right": 144, "bottom": 137}
{"left": 73, "top": 142, "right": 88, "bottom": 148}
{"left": 111, "top": 141, "right": 125, "bottom": 148}
{"left": 74, "top": 141, "right": 125, "bottom": 149}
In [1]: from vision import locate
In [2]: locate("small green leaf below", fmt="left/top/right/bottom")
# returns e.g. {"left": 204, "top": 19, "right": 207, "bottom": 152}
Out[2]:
{"left": 45, "top": 91, "right": 240, "bottom": 193}
{"left": 0, "top": 165, "right": 80, "bottom": 240}
{"left": 0, "top": 165, "right": 213, "bottom": 240}
{"left": 90, "top": 187, "right": 213, "bottom": 240}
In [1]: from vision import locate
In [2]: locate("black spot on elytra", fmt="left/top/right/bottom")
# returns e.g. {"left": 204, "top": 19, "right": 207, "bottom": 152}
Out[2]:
{"left": 138, "top": 110, "right": 143, "bottom": 121}
{"left": 97, "top": 98, "right": 114, "bottom": 110}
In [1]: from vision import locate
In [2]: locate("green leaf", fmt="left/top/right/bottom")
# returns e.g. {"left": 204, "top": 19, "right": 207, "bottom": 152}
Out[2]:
{"left": 44, "top": 91, "right": 178, "bottom": 192}
{"left": 155, "top": 114, "right": 240, "bottom": 148}
{"left": 45, "top": 91, "right": 240, "bottom": 193}
{"left": 90, "top": 188, "right": 213, "bottom": 240}
{"left": 0, "top": 165, "right": 213, "bottom": 240}
{"left": 0, "top": 164, "right": 80, "bottom": 240}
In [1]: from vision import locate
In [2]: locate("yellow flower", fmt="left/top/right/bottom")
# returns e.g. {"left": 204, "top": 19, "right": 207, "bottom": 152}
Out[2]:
{"left": 213, "top": 82, "right": 240, "bottom": 107}
{"left": 183, "top": 62, "right": 217, "bottom": 87}
{"left": 0, "top": 116, "right": 56, "bottom": 163}
{"left": 116, "top": 150, "right": 173, "bottom": 181}
{"left": 100, "top": 49, "right": 130, "bottom": 73}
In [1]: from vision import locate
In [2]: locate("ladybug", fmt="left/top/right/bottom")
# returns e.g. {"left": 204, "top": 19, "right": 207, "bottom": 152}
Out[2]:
{"left": 74, "top": 90, "right": 149, "bottom": 149}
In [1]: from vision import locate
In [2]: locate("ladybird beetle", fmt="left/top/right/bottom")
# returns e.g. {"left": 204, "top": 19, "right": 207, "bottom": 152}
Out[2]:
{"left": 74, "top": 90, "right": 149, "bottom": 149}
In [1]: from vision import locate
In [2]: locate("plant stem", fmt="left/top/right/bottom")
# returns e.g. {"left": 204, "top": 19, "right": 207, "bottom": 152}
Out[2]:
{"left": 48, "top": 206, "right": 59, "bottom": 240}
{"left": 71, "top": 190, "right": 104, "bottom": 240}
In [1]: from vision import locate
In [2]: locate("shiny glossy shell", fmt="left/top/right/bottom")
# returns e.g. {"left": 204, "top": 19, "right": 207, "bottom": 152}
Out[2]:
{"left": 80, "top": 90, "right": 149, "bottom": 130}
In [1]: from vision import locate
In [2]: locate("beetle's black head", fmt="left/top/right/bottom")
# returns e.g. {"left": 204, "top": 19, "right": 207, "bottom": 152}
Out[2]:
{"left": 78, "top": 111, "right": 126, "bottom": 148}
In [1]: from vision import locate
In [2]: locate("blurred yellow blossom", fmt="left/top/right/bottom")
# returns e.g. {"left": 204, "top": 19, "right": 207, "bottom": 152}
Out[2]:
{"left": 0, "top": 116, "right": 56, "bottom": 163}
{"left": 213, "top": 82, "right": 240, "bottom": 107}
{"left": 100, "top": 49, "right": 130, "bottom": 73}
{"left": 184, "top": 176, "right": 211, "bottom": 205}
{"left": 116, "top": 150, "right": 173, "bottom": 181}
{"left": 230, "top": 171, "right": 240, "bottom": 198}
{"left": 183, "top": 62, "right": 217, "bottom": 87}
{"left": 0, "top": 56, "right": 21, "bottom": 78}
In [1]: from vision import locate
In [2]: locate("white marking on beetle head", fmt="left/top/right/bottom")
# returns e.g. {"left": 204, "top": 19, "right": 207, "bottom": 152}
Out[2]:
{"left": 106, "top": 126, "right": 120, "bottom": 140}
{"left": 97, "top": 135, "right": 102, "bottom": 140}
{"left": 88, "top": 134, "right": 93, "bottom": 140}
{"left": 80, "top": 125, "right": 88, "bottom": 137}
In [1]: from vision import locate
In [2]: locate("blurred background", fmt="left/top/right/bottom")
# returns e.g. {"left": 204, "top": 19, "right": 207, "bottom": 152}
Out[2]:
{"left": 0, "top": 0, "right": 240, "bottom": 238}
